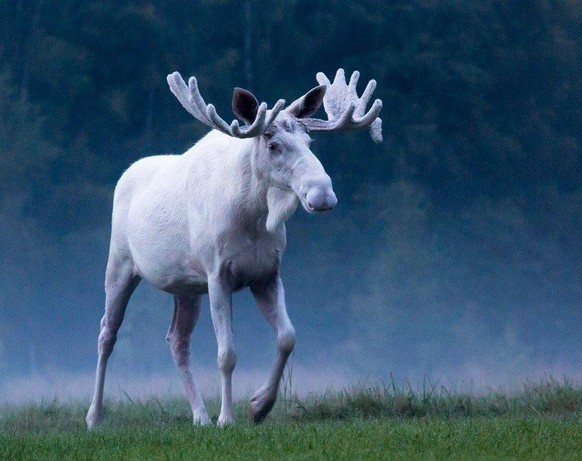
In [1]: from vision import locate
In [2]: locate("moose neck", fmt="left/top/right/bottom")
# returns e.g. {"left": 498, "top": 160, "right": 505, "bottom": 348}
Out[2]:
{"left": 228, "top": 136, "right": 271, "bottom": 223}
{"left": 188, "top": 130, "right": 297, "bottom": 233}
{"left": 238, "top": 136, "right": 298, "bottom": 233}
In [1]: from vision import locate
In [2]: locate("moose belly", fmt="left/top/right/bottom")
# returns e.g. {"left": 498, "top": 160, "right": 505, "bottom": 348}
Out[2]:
{"left": 127, "top": 219, "right": 209, "bottom": 295}
{"left": 131, "top": 247, "right": 209, "bottom": 295}
{"left": 134, "top": 248, "right": 279, "bottom": 296}
{"left": 129, "top": 229, "right": 281, "bottom": 295}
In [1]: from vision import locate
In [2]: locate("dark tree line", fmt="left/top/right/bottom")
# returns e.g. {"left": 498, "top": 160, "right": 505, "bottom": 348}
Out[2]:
{"left": 0, "top": 0, "right": 581, "bottom": 237}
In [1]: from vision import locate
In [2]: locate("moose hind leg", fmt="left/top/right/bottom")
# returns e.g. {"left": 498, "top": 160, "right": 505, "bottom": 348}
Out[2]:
{"left": 166, "top": 295, "right": 211, "bottom": 425}
{"left": 249, "top": 274, "right": 296, "bottom": 423}
{"left": 86, "top": 261, "right": 140, "bottom": 429}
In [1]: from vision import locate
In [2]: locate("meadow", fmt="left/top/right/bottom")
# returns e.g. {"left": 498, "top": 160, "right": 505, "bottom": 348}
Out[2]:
{"left": 1, "top": 377, "right": 582, "bottom": 460}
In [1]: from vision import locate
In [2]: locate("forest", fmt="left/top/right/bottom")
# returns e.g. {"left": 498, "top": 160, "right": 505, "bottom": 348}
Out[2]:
{"left": 0, "top": 0, "right": 582, "bottom": 234}
{"left": 1, "top": 0, "right": 582, "bottom": 391}
{"left": 1, "top": 0, "right": 580, "bottom": 233}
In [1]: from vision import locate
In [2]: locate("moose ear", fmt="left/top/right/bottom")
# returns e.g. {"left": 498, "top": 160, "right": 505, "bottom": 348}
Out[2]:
{"left": 286, "top": 85, "right": 326, "bottom": 119}
{"left": 232, "top": 87, "right": 259, "bottom": 125}
{"left": 266, "top": 187, "right": 299, "bottom": 232}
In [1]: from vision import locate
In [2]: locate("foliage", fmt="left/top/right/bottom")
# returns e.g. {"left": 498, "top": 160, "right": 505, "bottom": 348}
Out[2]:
{"left": 3, "top": 419, "right": 582, "bottom": 460}
{"left": 0, "top": 1, "right": 581, "bottom": 233}
{"left": 1, "top": 379, "right": 582, "bottom": 460}
{"left": 290, "top": 375, "right": 582, "bottom": 422}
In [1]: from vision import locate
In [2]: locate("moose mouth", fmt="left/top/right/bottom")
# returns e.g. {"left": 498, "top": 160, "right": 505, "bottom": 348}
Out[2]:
{"left": 299, "top": 188, "right": 338, "bottom": 213}
{"left": 305, "top": 201, "right": 335, "bottom": 212}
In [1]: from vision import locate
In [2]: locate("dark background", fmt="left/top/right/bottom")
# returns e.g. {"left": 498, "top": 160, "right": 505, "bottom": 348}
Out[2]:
{"left": 1, "top": 0, "right": 581, "bottom": 402}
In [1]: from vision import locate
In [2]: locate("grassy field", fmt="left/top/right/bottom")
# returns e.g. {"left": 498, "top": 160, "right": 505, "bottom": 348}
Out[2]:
{"left": 1, "top": 377, "right": 582, "bottom": 460}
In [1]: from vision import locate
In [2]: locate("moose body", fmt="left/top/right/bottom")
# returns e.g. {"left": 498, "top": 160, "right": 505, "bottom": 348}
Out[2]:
{"left": 86, "top": 69, "right": 382, "bottom": 428}
{"left": 124, "top": 133, "right": 286, "bottom": 294}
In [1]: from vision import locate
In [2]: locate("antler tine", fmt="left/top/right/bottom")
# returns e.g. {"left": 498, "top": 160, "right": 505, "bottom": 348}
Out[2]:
{"left": 370, "top": 118, "right": 383, "bottom": 144}
{"left": 230, "top": 102, "right": 268, "bottom": 137}
{"left": 264, "top": 99, "right": 286, "bottom": 128}
{"left": 305, "top": 68, "right": 383, "bottom": 143}
{"left": 335, "top": 102, "right": 357, "bottom": 128}
{"left": 167, "top": 71, "right": 282, "bottom": 138}
{"left": 167, "top": 72, "right": 206, "bottom": 121}
{"left": 355, "top": 78, "right": 376, "bottom": 117}
{"left": 205, "top": 103, "right": 232, "bottom": 132}
{"left": 188, "top": 76, "right": 217, "bottom": 127}
{"left": 229, "top": 98, "right": 285, "bottom": 137}
{"left": 354, "top": 98, "right": 383, "bottom": 127}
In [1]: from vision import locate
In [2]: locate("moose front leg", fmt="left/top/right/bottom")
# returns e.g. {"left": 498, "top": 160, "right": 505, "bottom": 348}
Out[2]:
{"left": 208, "top": 276, "right": 237, "bottom": 425}
{"left": 249, "top": 274, "right": 296, "bottom": 423}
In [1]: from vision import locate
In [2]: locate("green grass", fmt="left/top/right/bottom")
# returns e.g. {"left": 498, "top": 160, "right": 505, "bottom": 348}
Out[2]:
{"left": 2, "top": 377, "right": 582, "bottom": 460}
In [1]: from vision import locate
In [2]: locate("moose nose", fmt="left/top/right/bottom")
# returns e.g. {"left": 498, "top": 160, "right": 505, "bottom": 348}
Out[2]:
{"left": 305, "top": 185, "right": 337, "bottom": 212}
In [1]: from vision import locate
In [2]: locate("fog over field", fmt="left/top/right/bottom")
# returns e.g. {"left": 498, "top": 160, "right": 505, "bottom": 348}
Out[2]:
{"left": 1, "top": 1, "right": 581, "bottom": 405}
{"left": 2, "top": 182, "right": 581, "bottom": 404}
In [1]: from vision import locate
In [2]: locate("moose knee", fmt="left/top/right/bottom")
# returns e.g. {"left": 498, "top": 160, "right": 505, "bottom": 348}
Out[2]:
{"left": 98, "top": 328, "right": 117, "bottom": 356}
{"left": 277, "top": 328, "right": 296, "bottom": 355}
{"left": 217, "top": 347, "right": 237, "bottom": 373}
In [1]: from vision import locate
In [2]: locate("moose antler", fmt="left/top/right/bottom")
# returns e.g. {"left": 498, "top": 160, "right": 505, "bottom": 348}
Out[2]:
{"left": 302, "top": 69, "right": 383, "bottom": 143}
{"left": 167, "top": 71, "right": 285, "bottom": 138}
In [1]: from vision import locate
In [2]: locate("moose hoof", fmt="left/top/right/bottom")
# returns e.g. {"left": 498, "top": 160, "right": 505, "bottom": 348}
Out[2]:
{"left": 193, "top": 413, "right": 212, "bottom": 426}
{"left": 249, "top": 391, "right": 276, "bottom": 423}
{"left": 217, "top": 414, "right": 235, "bottom": 426}
{"left": 86, "top": 407, "right": 104, "bottom": 430}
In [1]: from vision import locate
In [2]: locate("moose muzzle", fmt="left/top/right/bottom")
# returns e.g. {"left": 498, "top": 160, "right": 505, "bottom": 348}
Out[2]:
{"left": 300, "top": 176, "right": 338, "bottom": 212}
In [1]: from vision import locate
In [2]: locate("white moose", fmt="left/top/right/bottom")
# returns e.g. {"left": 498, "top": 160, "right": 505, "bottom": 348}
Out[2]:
{"left": 86, "top": 69, "right": 382, "bottom": 428}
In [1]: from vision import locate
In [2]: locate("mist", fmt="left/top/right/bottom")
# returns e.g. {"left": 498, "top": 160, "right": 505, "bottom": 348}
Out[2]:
{"left": 1, "top": 1, "right": 582, "bottom": 405}
{"left": 2, "top": 179, "right": 581, "bottom": 404}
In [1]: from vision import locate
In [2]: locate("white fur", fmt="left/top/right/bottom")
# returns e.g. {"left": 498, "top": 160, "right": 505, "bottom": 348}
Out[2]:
{"left": 86, "top": 114, "right": 337, "bottom": 428}
{"left": 87, "top": 68, "right": 381, "bottom": 428}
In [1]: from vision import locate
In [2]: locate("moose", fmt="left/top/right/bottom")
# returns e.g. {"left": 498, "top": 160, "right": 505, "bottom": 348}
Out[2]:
{"left": 86, "top": 68, "right": 383, "bottom": 428}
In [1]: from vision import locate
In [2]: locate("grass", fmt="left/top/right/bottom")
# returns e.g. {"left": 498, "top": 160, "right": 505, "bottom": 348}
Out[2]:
{"left": 1, "top": 376, "right": 582, "bottom": 460}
